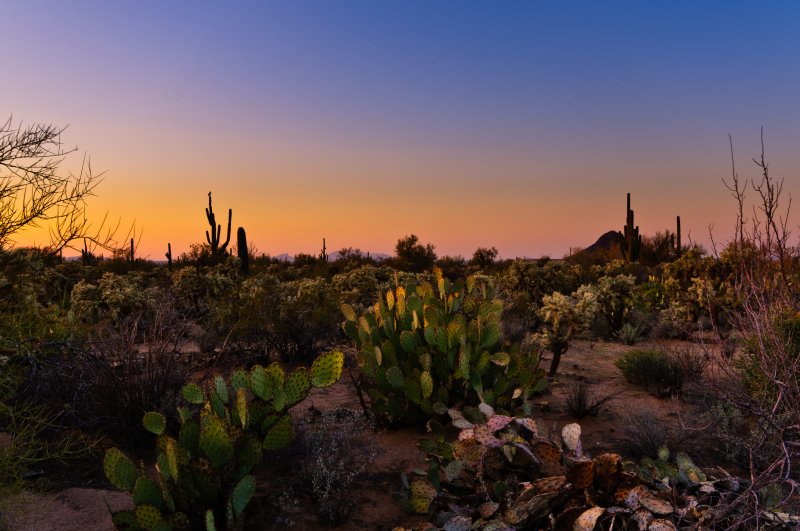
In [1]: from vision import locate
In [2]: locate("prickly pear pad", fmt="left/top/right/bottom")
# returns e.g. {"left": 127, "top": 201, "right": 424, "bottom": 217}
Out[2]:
{"left": 181, "top": 383, "right": 204, "bottom": 405}
{"left": 103, "top": 448, "right": 138, "bottom": 491}
{"left": 232, "top": 474, "right": 256, "bottom": 518}
{"left": 143, "top": 411, "right": 166, "bottom": 435}
{"left": 199, "top": 416, "right": 234, "bottom": 468}
{"left": 132, "top": 476, "right": 162, "bottom": 507}
{"left": 311, "top": 350, "right": 344, "bottom": 388}
{"left": 284, "top": 367, "right": 311, "bottom": 406}
{"left": 262, "top": 414, "right": 293, "bottom": 450}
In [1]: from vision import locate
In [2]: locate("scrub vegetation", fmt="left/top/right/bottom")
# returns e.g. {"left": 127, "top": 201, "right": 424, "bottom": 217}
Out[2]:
{"left": 2, "top": 119, "right": 798, "bottom": 529}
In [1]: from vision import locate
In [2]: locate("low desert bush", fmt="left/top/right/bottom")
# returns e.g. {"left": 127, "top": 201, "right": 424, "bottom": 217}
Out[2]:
{"left": 620, "top": 408, "right": 674, "bottom": 459}
{"left": 39, "top": 297, "right": 189, "bottom": 449}
{"left": 668, "top": 345, "right": 708, "bottom": 381}
{"left": 296, "top": 408, "right": 377, "bottom": 525}
{"left": 562, "top": 379, "right": 620, "bottom": 418}
{"left": 615, "top": 347, "right": 685, "bottom": 395}
{"left": 615, "top": 323, "right": 644, "bottom": 345}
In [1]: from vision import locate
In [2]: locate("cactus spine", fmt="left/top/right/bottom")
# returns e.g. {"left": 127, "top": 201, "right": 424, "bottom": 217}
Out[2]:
{"left": 620, "top": 193, "right": 641, "bottom": 262}
{"left": 205, "top": 192, "right": 232, "bottom": 259}
{"left": 237, "top": 227, "right": 249, "bottom": 276}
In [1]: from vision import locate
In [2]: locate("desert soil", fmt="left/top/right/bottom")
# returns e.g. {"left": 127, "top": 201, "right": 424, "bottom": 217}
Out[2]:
{"left": 5, "top": 339, "right": 713, "bottom": 530}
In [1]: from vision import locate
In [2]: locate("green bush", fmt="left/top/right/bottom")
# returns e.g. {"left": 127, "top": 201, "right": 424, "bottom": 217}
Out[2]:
{"left": 495, "top": 258, "right": 582, "bottom": 342}
{"left": 615, "top": 348, "right": 684, "bottom": 395}
{"left": 231, "top": 273, "right": 340, "bottom": 363}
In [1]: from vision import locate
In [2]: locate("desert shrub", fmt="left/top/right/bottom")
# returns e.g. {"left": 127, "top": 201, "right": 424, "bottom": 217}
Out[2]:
{"left": 272, "top": 277, "right": 340, "bottom": 361}
{"left": 297, "top": 408, "right": 377, "bottom": 525}
{"left": 171, "top": 260, "right": 239, "bottom": 317}
{"left": 393, "top": 234, "right": 437, "bottom": 273}
{"left": 435, "top": 255, "right": 467, "bottom": 280}
{"left": 495, "top": 258, "right": 582, "bottom": 342}
{"left": 0, "top": 268, "right": 93, "bottom": 496}
{"left": 620, "top": 408, "right": 674, "bottom": 459}
{"left": 614, "top": 322, "right": 643, "bottom": 345}
{"left": 615, "top": 347, "right": 684, "bottom": 395}
{"left": 342, "top": 269, "right": 547, "bottom": 425}
{"left": 562, "top": 379, "right": 619, "bottom": 419}
{"left": 668, "top": 345, "right": 708, "bottom": 381}
{"left": 0, "top": 395, "right": 91, "bottom": 488}
{"left": 331, "top": 264, "right": 381, "bottom": 310}
{"left": 650, "top": 305, "right": 692, "bottom": 339}
{"left": 38, "top": 296, "right": 190, "bottom": 448}
{"left": 230, "top": 273, "right": 340, "bottom": 363}
{"left": 69, "top": 272, "right": 166, "bottom": 330}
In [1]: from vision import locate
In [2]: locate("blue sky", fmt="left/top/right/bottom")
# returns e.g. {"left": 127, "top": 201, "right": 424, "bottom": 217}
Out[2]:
{"left": 4, "top": 1, "right": 799, "bottom": 257}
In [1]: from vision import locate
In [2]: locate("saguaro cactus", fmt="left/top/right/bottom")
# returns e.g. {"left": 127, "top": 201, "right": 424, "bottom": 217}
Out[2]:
{"left": 205, "top": 192, "right": 232, "bottom": 259}
{"left": 320, "top": 237, "right": 328, "bottom": 263}
{"left": 237, "top": 227, "right": 249, "bottom": 275}
{"left": 165, "top": 242, "right": 173, "bottom": 271}
{"left": 619, "top": 193, "right": 641, "bottom": 262}
{"left": 675, "top": 215, "right": 682, "bottom": 258}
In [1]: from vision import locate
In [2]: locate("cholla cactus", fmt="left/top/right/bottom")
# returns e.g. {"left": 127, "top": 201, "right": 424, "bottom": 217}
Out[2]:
{"left": 536, "top": 287, "right": 597, "bottom": 377}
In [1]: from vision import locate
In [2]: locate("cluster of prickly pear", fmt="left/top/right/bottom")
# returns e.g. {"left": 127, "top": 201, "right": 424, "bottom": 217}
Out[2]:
{"left": 341, "top": 268, "right": 547, "bottom": 425}
{"left": 632, "top": 445, "right": 707, "bottom": 487}
{"left": 104, "top": 350, "right": 343, "bottom": 530}
{"left": 399, "top": 405, "right": 746, "bottom": 530}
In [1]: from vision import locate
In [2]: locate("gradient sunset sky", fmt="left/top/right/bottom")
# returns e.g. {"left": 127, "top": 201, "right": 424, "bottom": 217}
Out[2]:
{"left": 5, "top": 1, "right": 800, "bottom": 259}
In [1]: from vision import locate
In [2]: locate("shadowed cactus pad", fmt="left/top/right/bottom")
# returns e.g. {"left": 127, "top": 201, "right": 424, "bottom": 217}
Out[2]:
{"left": 181, "top": 383, "right": 204, "bottom": 405}
{"left": 214, "top": 375, "right": 229, "bottom": 404}
{"left": 249, "top": 364, "right": 270, "bottom": 401}
{"left": 230, "top": 369, "right": 248, "bottom": 391}
{"left": 410, "top": 479, "right": 436, "bottom": 514}
{"left": 143, "top": 411, "right": 166, "bottom": 435}
{"left": 135, "top": 503, "right": 165, "bottom": 530}
{"left": 133, "top": 476, "right": 162, "bottom": 508}
{"left": 263, "top": 414, "right": 293, "bottom": 450}
{"left": 199, "top": 417, "right": 233, "bottom": 468}
{"left": 232, "top": 475, "right": 256, "bottom": 518}
{"left": 104, "top": 448, "right": 138, "bottom": 491}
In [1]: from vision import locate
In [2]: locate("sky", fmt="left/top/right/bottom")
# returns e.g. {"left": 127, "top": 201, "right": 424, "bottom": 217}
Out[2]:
{"left": 4, "top": 1, "right": 800, "bottom": 259}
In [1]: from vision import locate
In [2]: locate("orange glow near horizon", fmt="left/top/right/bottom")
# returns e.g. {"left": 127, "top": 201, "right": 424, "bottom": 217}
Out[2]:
{"left": 6, "top": 3, "right": 800, "bottom": 260}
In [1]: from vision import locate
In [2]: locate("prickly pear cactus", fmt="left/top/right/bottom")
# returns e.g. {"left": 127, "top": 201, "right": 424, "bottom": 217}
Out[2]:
{"left": 103, "top": 350, "right": 343, "bottom": 529}
{"left": 342, "top": 268, "right": 547, "bottom": 425}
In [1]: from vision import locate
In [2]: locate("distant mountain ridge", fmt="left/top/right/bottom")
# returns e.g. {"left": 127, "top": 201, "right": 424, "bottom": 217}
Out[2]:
{"left": 583, "top": 230, "right": 621, "bottom": 254}
{"left": 569, "top": 230, "right": 623, "bottom": 261}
